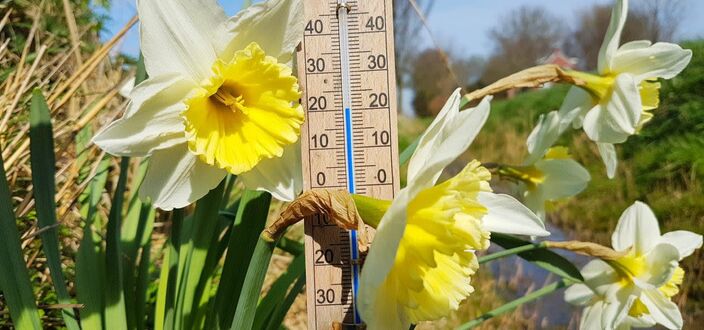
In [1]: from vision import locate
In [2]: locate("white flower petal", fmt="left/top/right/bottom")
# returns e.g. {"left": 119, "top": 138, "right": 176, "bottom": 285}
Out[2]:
{"left": 525, "top": 111, "right": 561, "bottom": 164}
{"left": 238, "top": 142, "right": 302, "bottom": 201}
{"left": 660, "top": 231, "right": 703, "bottom": 259}
{"left": 598, "top": 0, "right": 628, "bottom": 74}
{"left": 223, "top": 0, "right": 304, "bottom": 64}
{"left": 92, "top": 74, "right": 194, "bottom": 157}
{"left": 640, "top": 289, "right": 684, "bottom": 329}
{"left": 613, "top": 41, "right": 693, "bottom": 82}
{"left": 642, "top": 243, "right": 680, "bottom": 288}
{"left": 535, "top": 159, "right": 591, "bottom": 200}
{"left": 582, "top": 74, "right": 641, "bottom": 144}
{"left": 564, "top": 283, "right": 595, "bottom": 306}
{"left": 602, "top": 285, "right": 637, "bottom": 329}
{"left": 522, "top": 189, "right": 546, "bottom": 220}
{"left": 138, "top": 0, "right": 228, "bottom": 81}
{"left": 408, "top": 91, "right": 491, "bottom": 194}
{"left": 612, "top": 201, "right": 661, "bottom": 254}
{"left": 359, "top": 188, "right": 412, "bottom": 328}
{"left": 139, "top": 144, "right": 227, "bottom": 210}
{"left": 477, "top": 192, "right": 549, "bottom": 236}
{"left": 558, "top": 86, "right": 594, "bottom": 130}
{"left": 597, "top": 142, "right": 618, "bottom": 179}
{"left": 580, "top": 302, "right": 605, "bottom": 330}
{"left": 623, "top": 314, "right": 657, "bottom": 329}
{"left": 407, "top": 90, "right": 460, "bottom": 184}
{"left": 581, "top": 259, "right": 620, "bottom": 297}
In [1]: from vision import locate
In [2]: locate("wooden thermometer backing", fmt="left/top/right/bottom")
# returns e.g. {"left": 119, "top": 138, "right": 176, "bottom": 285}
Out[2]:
{"left": 297, "top": 0, "right": 400, "bottom": 328}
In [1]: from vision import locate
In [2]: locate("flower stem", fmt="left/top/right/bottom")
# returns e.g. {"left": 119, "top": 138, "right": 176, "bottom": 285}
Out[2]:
{"left": 478, "top": 241, "right": 547, "bottom": 264}
{"left": 455, "top": 279, "right": 571, "bottom": 330}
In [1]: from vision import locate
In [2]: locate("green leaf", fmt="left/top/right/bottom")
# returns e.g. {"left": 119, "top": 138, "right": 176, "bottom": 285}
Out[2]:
{"left": 28, "top": 89, "right": 80, "bottom": 330}
{"left": 157, "top": 209, "right": 185, "bottom": 330}
{"left": 230, "top": 236, "right": 278, "bottom": 330}
{"left": 0, "top": 146, "right": 42, "bottom": 329}
{"left": 264, "top": 272, "right": 306, "bottom": 330}
{"left": 104, "top": 157, "right": 130, "bottom": 330}
{"left": 276, "top": 236, "right": 304, "bottom": 256}
{"left": 489, "top": 233, "right": 584, "bottom": 283}
{"left": 75, "top": 154, "right": 110, "bottom": 330}
{"left": 253, "top": 254, "right": 305, "bottom": 329}
{"left": 455, "top": 279, "right": 570, "bottom": 329}
{"left": 209, "top": 190, "right": 272, "bottom": 329}
{"left": 121, "top": 159, "right": 154, "bottom": 330}
{"left": 173, "top": 181, "right": 225, "bottom": 330}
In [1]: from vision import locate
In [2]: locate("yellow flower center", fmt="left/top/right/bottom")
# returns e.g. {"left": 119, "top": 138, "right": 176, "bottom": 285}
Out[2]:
{"left": 377, "top": 161, "right": 493, "bottom": 323}
{"left": 566, "top": 70, "right": 661, "bottom": 132}
{"left": 636, "top": 80, "right": 660, "bottom": 131}
{"left": 627, "top": 267, "right": 684, "bottom": 317}
{"left": 182, "top": 42, "right": 304, "bottom": 174}
{"left": 544, "top": 146, "right": 571, "bottom": 160}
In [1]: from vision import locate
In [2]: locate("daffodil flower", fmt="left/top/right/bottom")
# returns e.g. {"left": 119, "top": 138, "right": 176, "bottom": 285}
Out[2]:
{"left": 555, "top": 0, "right": 691, "bottom": 177}
{"left": 92, "top": 0, "right": 304, "bottom": 209}
{"left": 357, "top": 90, "right": 549, "bottom": 329}
{"left": 564, "top": 201, "right": 702, "bottom": 329}
{"left": 506, "top": 147, "right": 590, "bottom": 219}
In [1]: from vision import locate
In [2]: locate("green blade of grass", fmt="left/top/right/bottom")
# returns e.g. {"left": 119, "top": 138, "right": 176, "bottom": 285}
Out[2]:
{"left": 455, "top": 279, "right": 570, "bottom": 329}
{"left": 191, "top": 199, "right": 241, "bottom": 328}
{"left": 104, "top": 157, "right": 130, "bottom": 330}
{"left": 209, "top": 190, "right": 272, "bottom": 329}
{"left": 173, "top": 181, "right": 226, "bottom": 330}
{"left": 75, "top": 153, "right": 110, "bottom": 330}
{"left": 157, "top": 209, "right": 184, "bottom": 330}
{"left": 264, "top": 272, "right": 306, "bottom": 330}
{"left": 230, "top": 236, "right": 279, "bottom": 330}
{"left": 28, "top": 89, "right": 80, "bottom": 330}
{"left": 253, "top": 253, "right": 304, "bottom": 330}
{"left": 0, "top": 148, "right": 42, "bottom": 329}
{"left": 121, "top": 159, "right": 154, "bottom": 330}
{"left": 489, "top": 233, "right": 584, "bottom": 283}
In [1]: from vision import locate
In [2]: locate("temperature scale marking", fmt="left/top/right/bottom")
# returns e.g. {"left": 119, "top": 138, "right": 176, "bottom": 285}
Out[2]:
{"left": 298, "top": 0, "right": 400, "bottom": 328}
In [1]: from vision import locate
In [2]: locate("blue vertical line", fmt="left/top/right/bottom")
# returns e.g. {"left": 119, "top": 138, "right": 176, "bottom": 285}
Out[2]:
{"left": 344, "top": 107, "right": 355, "bottom": 193}
{"left": 344, "top": 106, "right": 362, "bottom": 324}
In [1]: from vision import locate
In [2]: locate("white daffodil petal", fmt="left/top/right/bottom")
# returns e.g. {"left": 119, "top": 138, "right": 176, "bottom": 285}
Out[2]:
{"left": 581, "top": 259, "right": 620, "bottom": 297}
{"left": 613, "top": 41, "right": 693, "bottom": 82}
{"left": 407, "top": 89, "right": 460, "bottom": 184}
{"left": 137, "top": 0, "right": 228, "bottom": 81}
{"left": 602, "top": 285, "right": 636, "bottom": 330}
{"left": 564, "top": 284, "right": 595, "bottom": 306}
{"left": 535, "top": 159, "right": 591, "bottom": 200}
{"left": 597, "top": 142, "right": 618, "bottom": 179}
{"left": 640, "top": 289, "right": 684, "bottom": 329}
{"left": 523, "top": 189, "right": 546, "bottom": 220}
{"left": 477, "top": 192, "right": 549, "bottom": 236}
{"left": 238, "top": 142, "right": 303, "bottom": 201}
{"left": 581, "top": 302, "right": 605, "bottom": 330}
{"left": 583, "top": 74, "right": 641, "bottom": 144}
{"left": 612, "top": 201, "right": 661, "bottom": 254}
{"left": 643, "top": 243, "right": 679, "bottom": 288}
{"left": 92, "top": 74, "right": 194, "bottom": 157}
{"left": 224, "top": 0, "right": 304, "bottom": 64}
{"left": 139, "top": 144, "right": 227, "bottom": 210}
{"left": 408, "top": 93, "right": 491, "bottom": 194}
{"left": 623, "top": 314, "right": 657, "bottom": 329}
{"left": 558, "top": 86, "right": 594, "bottom": 130}
{"left": 660, "top": 230, "right": 703, "bottom": 259}
{"left": 359, "top": 188, "right": 412, "bottom": 328}
{"left": 525, "top": 111, "right": 561, "bottom": 164}
{"left": 597, "top": 0, "right": 628, "bottom": 74}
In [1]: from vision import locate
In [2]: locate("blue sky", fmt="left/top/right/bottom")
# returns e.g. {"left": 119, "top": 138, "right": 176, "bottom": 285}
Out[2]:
{"left": 100, "top": 0, "right": 704, "bottom": 59}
